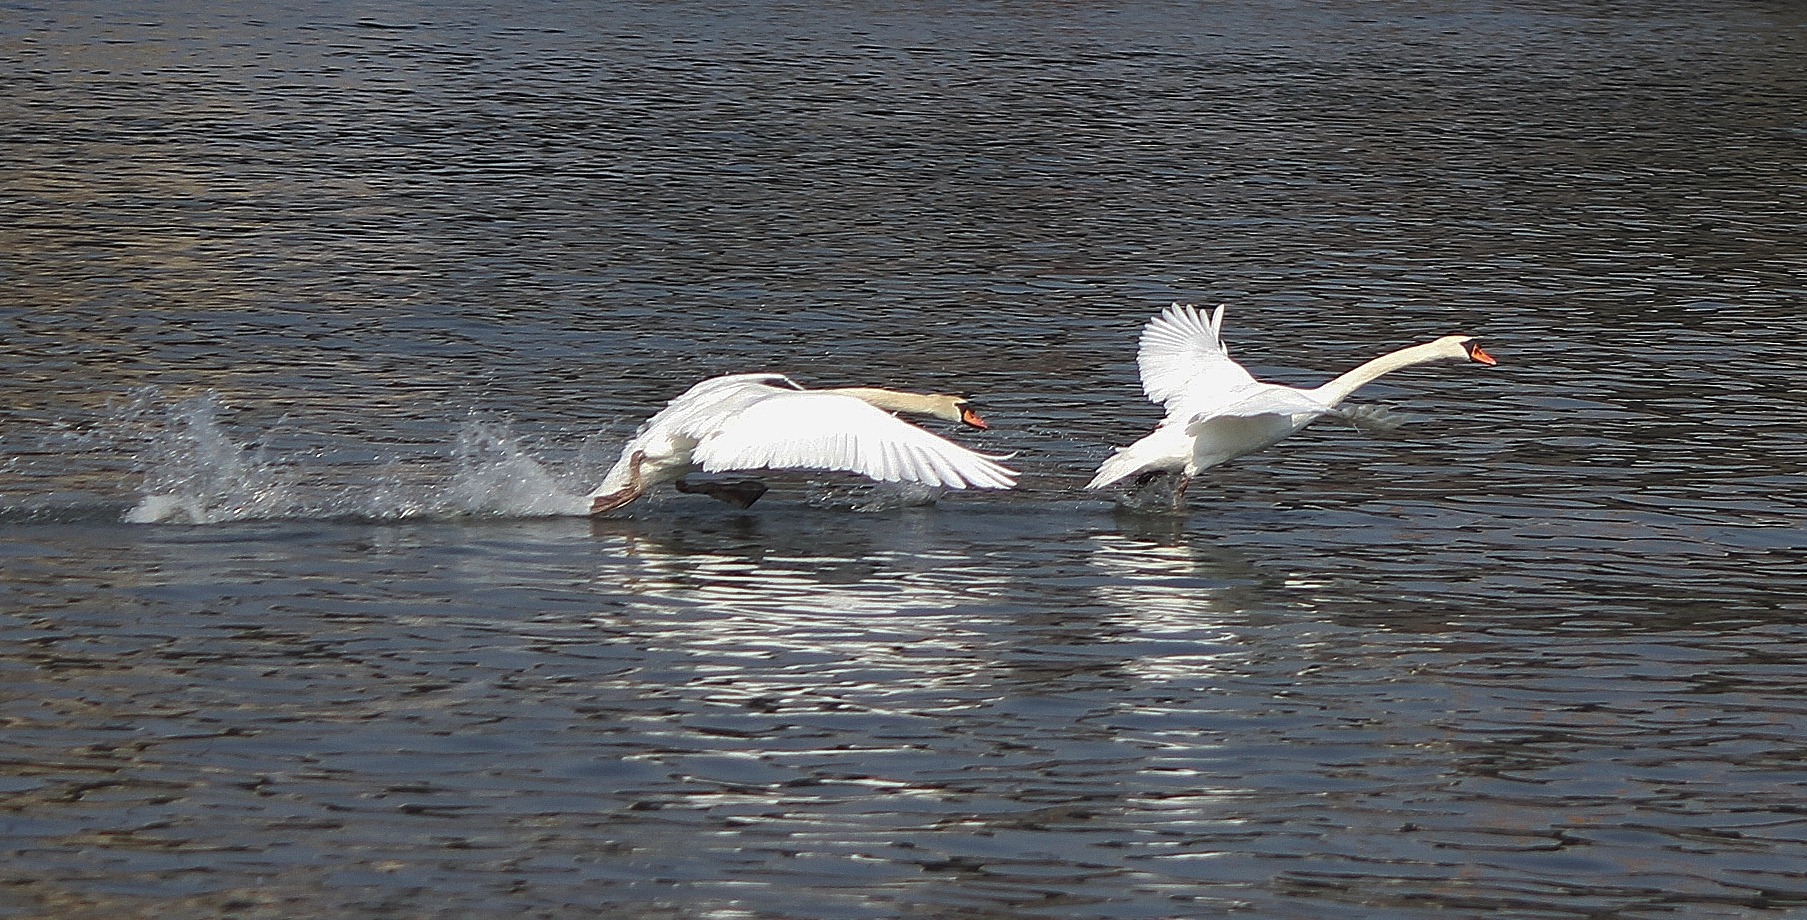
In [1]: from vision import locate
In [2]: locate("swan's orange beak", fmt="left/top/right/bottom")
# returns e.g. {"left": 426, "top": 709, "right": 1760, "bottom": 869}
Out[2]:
{"left": 959, "top": 406, "right": 990, "bottom": 430}
{"left": 1467, "top": 343, "right": 1498, "bottom": 366}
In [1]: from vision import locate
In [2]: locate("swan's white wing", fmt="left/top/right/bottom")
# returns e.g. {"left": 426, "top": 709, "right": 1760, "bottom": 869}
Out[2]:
{"left": 636, "top": 373, "right": 800, "bottom": 440}
{"left": 1137, "top": 303, "right": 1258, "bottom": 409}
{"left": 675, "top": 372, "right": 803, "bottom": 399}
{"left": 592, "top": 374, "right": 803, "bottom": 500}
{"left": 1180, "top": 385, "right": 1331, "bottom": 471}
{"left": 1186, "top": 384, "right": 1330, "bottom": 427}
{"left": 692, "top": 392, "right": 1017, "bottom": 489}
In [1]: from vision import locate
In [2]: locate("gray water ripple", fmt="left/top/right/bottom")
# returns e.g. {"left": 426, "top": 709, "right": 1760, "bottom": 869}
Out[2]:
{"left": 8, "top": 1, "right": 1807, "bottom": 917}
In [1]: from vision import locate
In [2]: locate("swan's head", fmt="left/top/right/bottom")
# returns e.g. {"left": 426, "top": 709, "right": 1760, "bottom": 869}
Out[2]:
{"left": 1432, "top": 335, "right": 1497, "bottom": 366}
{"left": 923, "top": 395, "right": 991, "bottom": 429}
{"left": 951, "top": 398, "right": 990, "bottom": 430}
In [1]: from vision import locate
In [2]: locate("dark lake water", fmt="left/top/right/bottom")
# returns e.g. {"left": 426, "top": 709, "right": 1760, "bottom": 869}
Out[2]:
{"left": 5, "top": 1, "right": 1807, "bottom": 917}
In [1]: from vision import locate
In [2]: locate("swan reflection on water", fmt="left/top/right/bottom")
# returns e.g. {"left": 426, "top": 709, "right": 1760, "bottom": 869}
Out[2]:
{"left": 574, "top": 507, "right": 1289, "bottom": 697}
{"left": 1081, "top": 525, "right": 1273, "bottom": 683}
{"left": 578, "top": 511, "right": 1027, "bottom": 699}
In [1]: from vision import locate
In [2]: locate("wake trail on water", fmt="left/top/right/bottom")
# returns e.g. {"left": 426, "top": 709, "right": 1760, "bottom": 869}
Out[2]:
{"left": 5, "top": 393, "right": 984, "bottom": 525}
{"left": 119, "top": 395, "right": 596, "bottom": 524}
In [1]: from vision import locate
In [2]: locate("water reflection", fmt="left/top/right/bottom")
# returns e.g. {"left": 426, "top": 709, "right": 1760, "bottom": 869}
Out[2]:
{"left": 1083, "top": 527, "right": 1258, "bottom": 680}
{"left": 581, "top": 511, "right": 1095, "bottom": 701}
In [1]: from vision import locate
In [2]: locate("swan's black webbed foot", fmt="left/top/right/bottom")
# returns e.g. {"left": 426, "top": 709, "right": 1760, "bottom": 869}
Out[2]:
{"left": 675, "top": 477, "right": 769, "bottom": 509}
{"left": 1117, "top": 470, "right": 1190, "bottom": 514}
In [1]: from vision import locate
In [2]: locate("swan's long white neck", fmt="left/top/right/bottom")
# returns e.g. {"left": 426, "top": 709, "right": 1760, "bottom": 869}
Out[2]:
{"left": 820, "top": 387, "right": 955, "bottom": 420}
{"left": 1308, "top": 341, "right": 1456, "bottom": 408}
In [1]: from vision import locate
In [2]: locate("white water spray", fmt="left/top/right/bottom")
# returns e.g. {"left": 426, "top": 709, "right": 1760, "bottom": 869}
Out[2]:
{"left": 122, "top": 396, "right": 594, "bottom": 524}
{"left": 123, "top": 396, "right": 295, "bottom": 524}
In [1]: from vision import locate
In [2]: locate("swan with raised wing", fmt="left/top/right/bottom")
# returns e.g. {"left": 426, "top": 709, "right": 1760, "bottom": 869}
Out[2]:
{"left": 589, "top": 373, "right": 1016, "bottom": 514}
{"left": 1087, "top": 303, "right": 1497, "bottom": 508}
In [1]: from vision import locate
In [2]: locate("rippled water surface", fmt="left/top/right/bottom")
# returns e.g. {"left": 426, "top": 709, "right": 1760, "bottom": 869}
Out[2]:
{"left": 4, "top": 1, "right": 1807, "bottom": 917}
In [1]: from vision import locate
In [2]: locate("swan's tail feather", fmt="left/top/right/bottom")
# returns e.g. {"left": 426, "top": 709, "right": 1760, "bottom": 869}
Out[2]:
{"left": 1086, "top": 451, "right": 1138, "bottom": 490}
{"left": 1085, "top": 435, "right": 1174, "bottom": 491}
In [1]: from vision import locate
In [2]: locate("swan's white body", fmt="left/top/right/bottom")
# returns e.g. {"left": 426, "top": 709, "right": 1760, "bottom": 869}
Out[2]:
{"left": 1087, "top": 303, "right": 1496, "bottom": 499}
{"left": 589, "top": 373, "right": 1016, "bottom": 513}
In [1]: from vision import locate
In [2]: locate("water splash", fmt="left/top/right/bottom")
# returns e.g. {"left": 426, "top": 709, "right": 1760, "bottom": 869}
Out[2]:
{"left": 1337, "top": 403, "right": 1410, "bottom": 434}
{"left": 122, "top": 396, "right": 593, "bottom": 524}
{"left": 123, "top": 396, "right": 295, "bottom": 524}
{"left": 1111, "top": 471, "right": 1188, "bottom": 515}
{"left": 446, "top": 420, "right": 593, "bottom": 517}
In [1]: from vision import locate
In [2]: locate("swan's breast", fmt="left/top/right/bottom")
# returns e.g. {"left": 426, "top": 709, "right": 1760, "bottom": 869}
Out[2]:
{"left": 1188, "top": 414, "right": 1306, "bottom": 472}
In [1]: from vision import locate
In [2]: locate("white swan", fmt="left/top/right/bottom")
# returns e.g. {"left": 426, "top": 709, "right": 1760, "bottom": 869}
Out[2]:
{"left": 588, "top": 373, "right": 1017, "bottom": 514}
{"left": 1087, "top": 303, "right": 1497, "bottom": 506}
